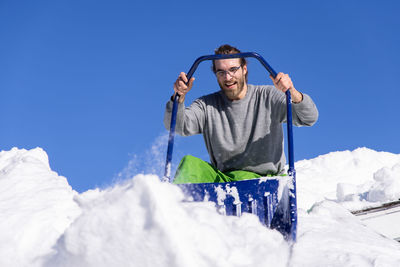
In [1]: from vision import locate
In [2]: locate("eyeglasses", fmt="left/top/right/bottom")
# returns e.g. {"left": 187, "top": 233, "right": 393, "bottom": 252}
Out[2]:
{"left": 215, "top": 65, "right": 242, "bottom": 77}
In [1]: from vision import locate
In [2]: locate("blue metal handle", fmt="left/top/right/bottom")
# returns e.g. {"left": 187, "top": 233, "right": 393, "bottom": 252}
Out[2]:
{"left": 163, "top": 52, "right": 297, "bottom": 241}
{"left": 285, "top": 90, "right": 297, "bottom": 242}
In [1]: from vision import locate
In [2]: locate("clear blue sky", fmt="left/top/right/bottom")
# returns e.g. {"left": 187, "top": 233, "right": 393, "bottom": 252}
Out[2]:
{"left": 1, "top": 0, "right": 399, "bottom": 192}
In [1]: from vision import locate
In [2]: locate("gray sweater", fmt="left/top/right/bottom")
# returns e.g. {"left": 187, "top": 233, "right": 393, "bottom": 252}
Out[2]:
{"left": 164, "top": 84, "right": 318, "bottom": 175}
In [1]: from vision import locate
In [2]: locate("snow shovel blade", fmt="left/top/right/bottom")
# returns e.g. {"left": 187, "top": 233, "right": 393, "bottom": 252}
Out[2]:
{"left": 177, "top": 177, "right": 294, "bottom": 240}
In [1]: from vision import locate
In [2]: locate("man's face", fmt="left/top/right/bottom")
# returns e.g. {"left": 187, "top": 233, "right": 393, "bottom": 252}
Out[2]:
{"left": 214, "top": 58, "right": 248, "bottom": 100}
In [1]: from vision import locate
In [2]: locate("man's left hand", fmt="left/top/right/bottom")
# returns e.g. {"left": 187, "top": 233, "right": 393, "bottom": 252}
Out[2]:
{"left": 270, "top": 72, "right": 303, "bottom": 103}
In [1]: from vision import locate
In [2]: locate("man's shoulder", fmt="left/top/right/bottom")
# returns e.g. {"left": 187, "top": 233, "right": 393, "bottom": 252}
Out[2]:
{"left": 248, "top": 84, "right": 278, "bottom": 98}
{"left": 249, "top": 84, "right": 275, "bottom": 92}
{"left": 197, "top": 91, "right": 223, "bottom": 102}
{"left": 187, "top": 91, "right": 223, "bottom": 111}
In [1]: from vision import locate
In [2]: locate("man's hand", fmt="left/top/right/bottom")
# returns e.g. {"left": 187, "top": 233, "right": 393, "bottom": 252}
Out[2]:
{"left": 172, "top": 72, "right": 195, "bottom": 103}
{"left": 270, "top": 72, "right": 303, "bottom": 103}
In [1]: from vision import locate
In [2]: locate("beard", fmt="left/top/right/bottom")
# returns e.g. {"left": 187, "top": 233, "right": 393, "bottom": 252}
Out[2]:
{"left": 218, "top": 74, "right": 247, "bottom": 100}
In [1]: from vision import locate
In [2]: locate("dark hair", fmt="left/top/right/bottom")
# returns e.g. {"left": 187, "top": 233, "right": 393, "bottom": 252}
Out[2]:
{"left": 212, "top": 44, "right": 248, "bottom": 81}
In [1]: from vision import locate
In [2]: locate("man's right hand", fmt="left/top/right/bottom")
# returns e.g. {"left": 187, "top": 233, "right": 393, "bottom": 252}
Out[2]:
{"left": 172, "top": 72, "right": 195, "bottom": 103}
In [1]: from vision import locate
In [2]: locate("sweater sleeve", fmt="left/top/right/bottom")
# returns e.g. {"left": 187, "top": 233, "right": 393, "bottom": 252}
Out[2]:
{"left": 163, "top": 98, "right": 206, "bottom": 136}
{"left": 291, "top": 93, "right": 319, "bottom": 126}
{"left": 268, "top": 86, "right": 318, "bottom": 126}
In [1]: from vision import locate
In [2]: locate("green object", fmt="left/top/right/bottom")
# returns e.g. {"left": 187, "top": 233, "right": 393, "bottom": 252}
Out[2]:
{"left": 173, "top": 155, "right": 262, "bottom": 184}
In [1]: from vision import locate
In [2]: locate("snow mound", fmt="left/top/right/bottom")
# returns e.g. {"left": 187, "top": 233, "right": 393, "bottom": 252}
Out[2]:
{"left": 0, "top": 148, "right": 81, "bottom": 267}
{"left": 294, "top": 201, "right": 400, "bottom": 267}
{"left": 367, "top": 163, "right": 400, "bottom": 202}
{"left": 296, "top": 147, "right": 400, "bottom": 210}
{"left": 1, "top": 147, "right": 400, "bottom": 267}
{"left": 44, "top": 175, "right": 289, "bottom": 267}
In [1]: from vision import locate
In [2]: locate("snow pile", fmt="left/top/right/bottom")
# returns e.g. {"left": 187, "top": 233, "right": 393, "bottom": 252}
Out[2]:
{"left": 295, "top": 147, "right": 400, "bottom": 211}
{"left": 366, "top": 163, "right": 400, "bottom": 202}
{"left": 336, "top": 163, "right": 400, "bottom": 204}
{"left": 44, "top": 175, "right": 289, "bottom": 267}
{"left": 0, "top": 148, "right": 80, "bottom": 267}
{"left": 0, "top": 147, "right": 400, "bottom": 267}
{"left": 293, "top": 201, "right": 400, "bottom": 266}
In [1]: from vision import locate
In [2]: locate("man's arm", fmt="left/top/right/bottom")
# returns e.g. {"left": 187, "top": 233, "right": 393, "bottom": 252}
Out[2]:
{"left": 164, "top": 73, "right": 205, "bottom": 136}
{"left": 290, "top": 94, "right": 318, "bottom": 126}
{"left": 269, "top": 72, "right": 318, "bottom": 126}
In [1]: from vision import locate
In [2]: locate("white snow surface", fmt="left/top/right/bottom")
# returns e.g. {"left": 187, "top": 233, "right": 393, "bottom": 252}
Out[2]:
{"left": 1, "top": 147, "right": 400, "bottom": 267}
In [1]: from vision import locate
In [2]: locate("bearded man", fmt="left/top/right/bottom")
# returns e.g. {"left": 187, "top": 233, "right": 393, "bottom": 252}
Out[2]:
{"left": 164, "top": 44, "right": 318, "bottom": 184}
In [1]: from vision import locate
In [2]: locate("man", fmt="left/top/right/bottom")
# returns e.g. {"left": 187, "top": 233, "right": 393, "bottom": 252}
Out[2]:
{"left": 164, "top": 44, "right": 318, "bottom": 184}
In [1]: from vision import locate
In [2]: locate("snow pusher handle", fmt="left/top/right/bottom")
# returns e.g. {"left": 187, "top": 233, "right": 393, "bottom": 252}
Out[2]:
{"left": 164, "top": 52, "right": 297, "bottom": 241}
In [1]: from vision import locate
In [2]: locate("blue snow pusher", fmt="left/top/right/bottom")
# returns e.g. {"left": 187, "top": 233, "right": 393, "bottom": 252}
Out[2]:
{"left": 164, "top": 52, "right": 297, "bottom": 242}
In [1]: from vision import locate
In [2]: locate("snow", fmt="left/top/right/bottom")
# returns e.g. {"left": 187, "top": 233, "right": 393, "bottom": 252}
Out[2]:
{"left": 1, "top": 147, "right": 400, "bottom": 267}
{"left": 295, "top": 147, "right": 400, "bottom": 211}
{"left": 0, "top": 148, "right": 80, "bottom": 267}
